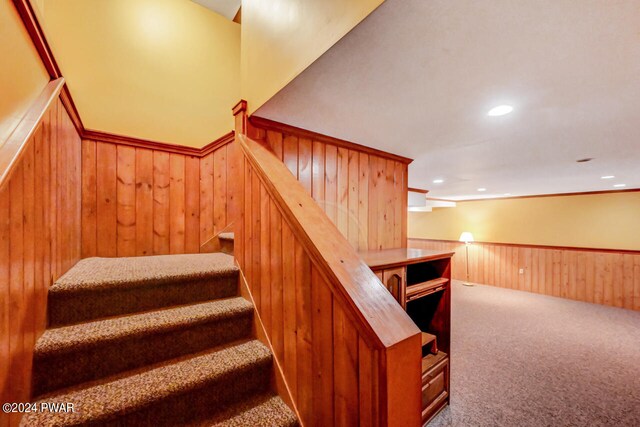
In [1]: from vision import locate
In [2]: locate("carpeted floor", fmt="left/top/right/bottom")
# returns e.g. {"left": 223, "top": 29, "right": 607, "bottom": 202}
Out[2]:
{"left": 430, "top": 281, "right": 640, "bottom": 427}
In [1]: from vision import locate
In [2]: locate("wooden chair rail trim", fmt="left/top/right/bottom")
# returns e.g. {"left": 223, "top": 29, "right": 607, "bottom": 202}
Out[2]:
{"left": 249, "top": 116, "right": 414, "bottom": 165}
{"left": 0, "top": 77, "right": 65, "bottom": 192}
{"left": 426, "top": 188, "right": 640, "bottom": 204}
{"left": 13, "top": 0, "right": 61, "bottom": 79}
{"left": 13, "top": 0, "right": 84, "bottom": 133}
{"left": 237, "top": 134, "right": 420, "bottom": 349}
{"left": 408, "top": 237, "right": 640, "bottom": 255}
{"left": 82, "top": 130, "right": 235, "bottom": 157}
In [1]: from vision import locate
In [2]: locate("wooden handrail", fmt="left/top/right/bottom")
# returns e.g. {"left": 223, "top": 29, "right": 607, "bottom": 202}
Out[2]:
{"left": 0, "top": 77, "right": 65, "bottom": 192}
{"left": 237, "top": 134, "right": 420, "bottom": 348}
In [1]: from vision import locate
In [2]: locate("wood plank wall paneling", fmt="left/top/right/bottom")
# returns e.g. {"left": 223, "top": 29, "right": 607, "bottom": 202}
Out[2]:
{"left": 239, "top": 156, "right": 381, "bottom": 425}
{"left": 409, "top": 238, "right": 640, "bottom": 311}
{"left": 81, "top": 140, "right": 233, "bottom": 258}
{"left": 0, "top": 98, "right": 82, "bottom": 425}
{"left": 251, "top": 122, "right": 409, "bottom": 251}
{"left": 235, "top": 133, "right": 422, "bottom": 427}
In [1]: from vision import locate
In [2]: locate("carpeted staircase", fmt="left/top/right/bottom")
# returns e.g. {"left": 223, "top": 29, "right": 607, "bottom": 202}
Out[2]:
{"left": 22, "top": 252, "right": 297, "bottom": 427}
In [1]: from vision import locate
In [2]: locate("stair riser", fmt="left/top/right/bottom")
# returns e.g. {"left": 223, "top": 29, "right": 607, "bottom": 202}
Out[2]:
{"left": 48, "top": 275, "right": 238, "bottom": 327}
{"left": 220, "top": 240, "right": 234, "bottom": 255}
{"left": 33, "top": 314, "right": 253, "bottom": 397}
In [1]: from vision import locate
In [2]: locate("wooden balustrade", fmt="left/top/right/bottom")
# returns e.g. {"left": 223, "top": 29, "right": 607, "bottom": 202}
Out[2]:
{"left": 234, "top": 134, "right": 422, "bottom": 426}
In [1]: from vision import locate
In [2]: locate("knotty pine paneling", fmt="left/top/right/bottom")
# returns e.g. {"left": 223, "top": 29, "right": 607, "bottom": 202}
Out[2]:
{"left": 81, "top": 140, "right": 233, "bottom": 258}
{"left": 233, "top": 131, "right": 422, "bottom": 426}
{"left": 251, "top": 123, "right": 409, "bottom": 251}
{"left": 409, "top": 238, "right": 640, "bottom": 311}
{"left": 0, "top": 98, "right": 82, "bottom": 425}
{"left": 237, "top": 155, "right": 383, "bottom": 426}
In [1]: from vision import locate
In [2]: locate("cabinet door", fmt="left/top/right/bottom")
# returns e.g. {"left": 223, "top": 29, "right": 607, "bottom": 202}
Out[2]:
{"left": 382, "top": 267, "right": 406, "bottom": 308}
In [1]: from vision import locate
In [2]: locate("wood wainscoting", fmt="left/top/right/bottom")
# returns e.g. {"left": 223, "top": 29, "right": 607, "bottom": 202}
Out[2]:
{"left": 236, "top": 133, "right": 422, "bottom": 426}
{"left": 248, "top": 116, "right": 411, "bottom": 251}
{"left": 0, "top": 81, "right": 82, "bottom": 424}
{"left": 80, "top": 134, "right": 234, "bottom": 258}
{"left": 408, "top": 238, "right": 640, "bottom": 311}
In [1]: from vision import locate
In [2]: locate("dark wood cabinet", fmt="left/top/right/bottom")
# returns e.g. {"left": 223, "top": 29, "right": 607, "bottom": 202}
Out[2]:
{"left": 360, "top": 248, "right": 454, "bottom": 426}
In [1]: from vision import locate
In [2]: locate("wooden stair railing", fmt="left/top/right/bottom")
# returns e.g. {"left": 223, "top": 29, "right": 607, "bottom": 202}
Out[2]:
{"left": 0, "top": 77, "right": 65, "bottom": 191}
{"left": 234, "top": 134, "right": 422, "bottom": 426}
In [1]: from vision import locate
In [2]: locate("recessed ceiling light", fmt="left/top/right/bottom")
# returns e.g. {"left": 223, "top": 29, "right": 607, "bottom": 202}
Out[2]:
{"left": 433, "top": 179, "right": 444, "bottom": 184}
{"left": 477, "top": 188, "right": 487, "bottom": 192}
{"left": 601, "top": 175, "right": 615, "bottom": 179}
{"left": 487, "top": 105, "right": 513, "bottom": 116}
{"left": 613, "top": 184, "right": 626, "bottom": 188}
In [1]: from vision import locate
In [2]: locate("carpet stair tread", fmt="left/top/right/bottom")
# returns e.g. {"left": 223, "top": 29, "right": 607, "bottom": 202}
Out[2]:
{"left": 218, "top": 232, "right": 234, "bottom": 242}
{"left": 51, "top": 252, "right": 237, "bottom": 294}
{"left": 47, "top": 252, "right": 240, "bottom": 326}
{"left": 33, "top": 297, "right": 255, "bottom": 395}
{"left": 192, "top": 393, "right": 298, "bottom": 427}
{"left": 36, "top": 297, "right": 253, "bottom": 357}
{"left": 23, "top": 340, "right": 272, "bottom": 427}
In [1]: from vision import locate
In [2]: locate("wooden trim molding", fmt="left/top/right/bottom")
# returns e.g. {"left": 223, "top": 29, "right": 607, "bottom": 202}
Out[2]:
{"left": 12, "top": 0, "right": 85, "bottom": 134}
{"left": 232, "top": 100, "right": 247, "bottom": 116}
{"left": 0, "top": 78, "right": 65, "bottom": 192}
{"left": 249, "top": 116, "right": 414, "bottom": 165}
{"left": 408, "top": 187, "right": 429, "bottom": 194}
{"left": 82, "top": 129, "right": 235, "bottom": 157}
{"left": 432, "top": 188, "right": 640, "bottom": 203}
{"left": 58, "top": 86, "right": 84, "bottom": 135}
{"left": 12, "top": 0, "right": 61, "bottom": 79}
{"left": 408, "top": 237, "right": 640, "bottom": 255}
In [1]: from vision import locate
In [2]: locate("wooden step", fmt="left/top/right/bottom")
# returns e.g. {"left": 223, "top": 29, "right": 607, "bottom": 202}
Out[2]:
{"left": 48, "top": 253, "right": 239, "bottom": 326}
{"left": 33, "top": 298, "right": 253, "bottom": 396}
{"left": 23, "top": 340, "right": 273, "bottom": 427}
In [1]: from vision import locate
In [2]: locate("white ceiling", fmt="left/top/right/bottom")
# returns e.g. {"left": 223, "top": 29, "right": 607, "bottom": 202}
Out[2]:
{"left": 255, "top": 0, "right": 640, "bottom": 200}
{"left": 191, "top": 0, "right": 240, "bottom": 20}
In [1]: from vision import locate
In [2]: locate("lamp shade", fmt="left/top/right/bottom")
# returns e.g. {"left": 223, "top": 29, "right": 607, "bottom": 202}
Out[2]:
{"left": 459, "top": 231, "right": 474, "bottom": 243}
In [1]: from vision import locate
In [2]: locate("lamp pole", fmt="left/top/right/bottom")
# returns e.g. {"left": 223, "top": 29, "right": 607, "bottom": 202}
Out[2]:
{"left": 459, "top": 232, "right": 474, "bottom": 286}
{"left": 463, "top": 242, "right": 473, "bottom": 286}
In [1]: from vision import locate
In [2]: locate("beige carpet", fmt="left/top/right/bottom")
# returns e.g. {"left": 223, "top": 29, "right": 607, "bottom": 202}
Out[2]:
{"left": 430, "top": 281, "right": 640, "bottom": 427}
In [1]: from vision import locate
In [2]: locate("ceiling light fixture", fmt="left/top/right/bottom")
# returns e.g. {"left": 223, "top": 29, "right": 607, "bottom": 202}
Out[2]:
{"left": 487, "top": 105, "right": 513, "bottom": 116}
{"left": 433, "top": 179, "right": 444, "bottom": 184}
{"left": 477, "top": 188, "right": 487, "bottom": 192}
{"left": 601, "top": 175, "right": 615, "bottom": 179}
{"left": 613, "top": 184, "right": 626, "bottom": 188}
{"left": 503, "top": 193, "right": 512, "bottom": 196}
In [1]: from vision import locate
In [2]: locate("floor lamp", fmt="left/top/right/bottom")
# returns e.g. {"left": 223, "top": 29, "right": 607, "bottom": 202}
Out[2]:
{"left": 459, "top": 232, "right": 474, "bottom": 286}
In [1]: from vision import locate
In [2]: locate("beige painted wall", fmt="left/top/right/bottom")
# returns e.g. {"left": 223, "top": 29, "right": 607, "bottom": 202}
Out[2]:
{"left": 408, "top": 191, "right": 640, "bottom": 251}
{"left": 241, "top": 0, "right": 384, "bottom": 114}
{"left": 0, "top": 0, "right": 49, "bottom": 146}
{"left": 33, "top": 0, "right": 240, "bottom": 147}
